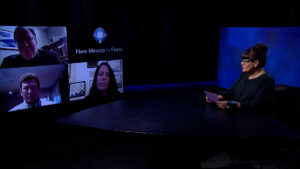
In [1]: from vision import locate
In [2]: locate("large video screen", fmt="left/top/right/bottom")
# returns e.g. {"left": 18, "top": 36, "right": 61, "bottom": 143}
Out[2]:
{"left": 0, "top": 25, "right": 124, "bottom": 113}
{"left": 218, "top": 27, "right": 300, "bottom": 89}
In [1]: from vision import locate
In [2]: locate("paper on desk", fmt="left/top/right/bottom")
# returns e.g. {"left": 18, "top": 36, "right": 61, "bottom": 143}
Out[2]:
{"left": 204, "top": 90, "right": 219, "bottom": 103}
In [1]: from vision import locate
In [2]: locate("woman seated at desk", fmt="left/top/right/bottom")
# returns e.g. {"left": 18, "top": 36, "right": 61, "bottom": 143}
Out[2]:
{"left": 207, "top": 43, "right": 275, "bottom": 112}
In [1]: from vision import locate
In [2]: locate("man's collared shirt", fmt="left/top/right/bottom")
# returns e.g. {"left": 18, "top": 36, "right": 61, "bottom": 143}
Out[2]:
{"left": 9, "top": 99, "right": 56, "bottom": 112}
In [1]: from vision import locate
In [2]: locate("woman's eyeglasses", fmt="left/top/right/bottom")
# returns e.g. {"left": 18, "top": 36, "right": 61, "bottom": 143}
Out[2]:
{"left": 241, "top": 59, "right": 252, "bottom": 63}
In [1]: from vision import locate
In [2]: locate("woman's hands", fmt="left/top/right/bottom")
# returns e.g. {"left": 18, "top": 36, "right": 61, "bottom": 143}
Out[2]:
{"left": 206, "top": 94, "right": 240, "bottom": 110}
{"left": 206, "top": 95, "right": 224, "bottom": 103}
{"left": 217, "top": 101, "right": 242, "bottom": 109}
{"left": 216, "top": 101, "right": 227, "bottom": 109}
{"left": 205, "top": 96, "right": 212, "bottom": 103}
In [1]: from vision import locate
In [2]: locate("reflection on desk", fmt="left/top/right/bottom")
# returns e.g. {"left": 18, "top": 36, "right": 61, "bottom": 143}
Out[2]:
{"left": 56, "top": 84, "right": 300, "bottom": 140}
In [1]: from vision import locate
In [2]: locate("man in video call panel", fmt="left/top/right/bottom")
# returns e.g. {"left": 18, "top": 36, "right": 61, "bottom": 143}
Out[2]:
{"left": 9, "top": 73, "right": 55, "bottom": 112}
{"left": 1, "top": 26, "right": 61, "bottom": 68}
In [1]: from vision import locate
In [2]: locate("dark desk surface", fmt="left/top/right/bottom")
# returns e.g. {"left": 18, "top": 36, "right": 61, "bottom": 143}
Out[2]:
{"left": 57, "top": 84, "right": 300, "bottom": 139}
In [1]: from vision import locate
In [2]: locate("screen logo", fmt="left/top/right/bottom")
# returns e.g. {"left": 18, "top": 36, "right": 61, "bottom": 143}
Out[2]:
{"left": 93, "top": 27, "right": 107, "bottom": 44}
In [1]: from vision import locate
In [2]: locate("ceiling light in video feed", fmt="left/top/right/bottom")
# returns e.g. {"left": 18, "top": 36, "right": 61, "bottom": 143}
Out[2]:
{"left": 93, "top": 27, "right": 107, "bottom": 44}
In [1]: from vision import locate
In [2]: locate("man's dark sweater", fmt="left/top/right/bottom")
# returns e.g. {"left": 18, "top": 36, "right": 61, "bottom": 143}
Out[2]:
{"left": 1, "top": 49, "right": 61, "bottom": 68}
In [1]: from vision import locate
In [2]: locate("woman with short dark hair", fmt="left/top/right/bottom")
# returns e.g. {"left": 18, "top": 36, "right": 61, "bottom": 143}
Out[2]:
{"left": 208, "top": 43, "right": 275, "bottom": 112}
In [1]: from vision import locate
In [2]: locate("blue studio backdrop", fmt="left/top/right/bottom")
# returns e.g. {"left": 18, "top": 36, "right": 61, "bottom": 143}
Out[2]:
{"left": 218, "top": 27, "right": 300, "bottom": 89}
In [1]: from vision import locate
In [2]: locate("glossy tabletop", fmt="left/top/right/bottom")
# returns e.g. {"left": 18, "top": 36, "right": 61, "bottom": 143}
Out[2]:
{"left": 56, "top": 84, "right": 300, "bottom": 139}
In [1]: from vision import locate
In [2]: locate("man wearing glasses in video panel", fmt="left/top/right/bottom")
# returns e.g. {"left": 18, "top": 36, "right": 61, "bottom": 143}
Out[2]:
{"left": 1, "top": 26, "right": 61, "bottom": 68}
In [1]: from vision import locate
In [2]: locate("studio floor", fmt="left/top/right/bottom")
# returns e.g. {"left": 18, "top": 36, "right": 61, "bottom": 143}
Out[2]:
{"left": 1, "top": 122, "right": 300, "bottom": 169}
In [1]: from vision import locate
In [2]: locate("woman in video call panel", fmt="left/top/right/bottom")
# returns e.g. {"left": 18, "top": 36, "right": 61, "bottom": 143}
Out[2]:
{"left": 207, "top": 43, "right": 275, "bottom": 112}
{"left": 85, "top": 62, "right": 122, "bottom": 104}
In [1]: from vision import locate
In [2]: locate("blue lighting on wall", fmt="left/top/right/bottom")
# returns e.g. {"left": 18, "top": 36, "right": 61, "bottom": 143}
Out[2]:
{"left": 218, "top": 27, "right": 300, "bottom": 89}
